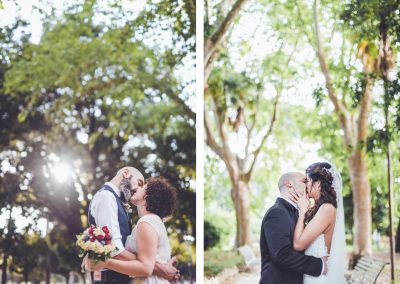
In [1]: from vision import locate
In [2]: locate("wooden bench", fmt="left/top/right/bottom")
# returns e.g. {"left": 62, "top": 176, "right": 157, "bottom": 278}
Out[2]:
{"left": 238, "top": 245, "right": 259, "bottom": 266}
{"left": 347, "top": 256, "right": 388, "bottom": 284}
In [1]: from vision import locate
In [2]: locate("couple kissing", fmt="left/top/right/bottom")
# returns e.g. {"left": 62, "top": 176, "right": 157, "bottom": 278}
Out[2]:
{"left": 86, "top": 167, "right": 180, "bottom": 284}
{"left": 260, "top": 162, "right": 346, "bottom": 284}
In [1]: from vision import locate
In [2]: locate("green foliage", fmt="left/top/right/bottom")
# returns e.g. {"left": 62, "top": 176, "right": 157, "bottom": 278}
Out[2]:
{"left": 0, "top": 0, "right": 195, "bottom": 280}
{"left": 204, "top": 250, "right": 244, "bottom": 278}
{"left": 204, "top": 220, "right": 221, "bottom": 250}
{"left": 342, "top": 1, "right": 400, "bottom": 41}
{"left": 205, "top": 1, "right": 400, "bottom": 255}
{"left": 312, "top": 87, "right": 326, "bottom": 108}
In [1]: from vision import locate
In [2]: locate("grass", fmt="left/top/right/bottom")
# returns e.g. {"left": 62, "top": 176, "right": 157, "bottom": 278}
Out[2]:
{"left": 204, "top": 250, "right": 245, "bottom": 278}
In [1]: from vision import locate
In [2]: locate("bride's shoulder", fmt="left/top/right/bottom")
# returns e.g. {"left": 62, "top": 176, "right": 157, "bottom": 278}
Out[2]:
{"left": 139, "top": 214, "right": 163, "bottom": 225}
{"left": 317, "top": 203, "right": 336, "bottom": 217}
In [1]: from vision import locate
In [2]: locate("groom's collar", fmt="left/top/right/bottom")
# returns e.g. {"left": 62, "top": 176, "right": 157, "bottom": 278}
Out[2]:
{"left": 105, "top": 182, "right": 121, "bottom": 197}
{"left": 278, "top": 196, "right": 298, "bottom": 209}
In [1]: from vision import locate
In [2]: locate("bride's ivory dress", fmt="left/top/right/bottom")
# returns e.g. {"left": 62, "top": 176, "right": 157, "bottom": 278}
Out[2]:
{"left": 125, "top": 214, "right": 171, "bottom": 284}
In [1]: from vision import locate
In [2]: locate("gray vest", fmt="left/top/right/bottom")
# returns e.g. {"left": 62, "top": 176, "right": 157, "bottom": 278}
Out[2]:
{"left": 88, "top": 184, "right": 131, "bottom": 245}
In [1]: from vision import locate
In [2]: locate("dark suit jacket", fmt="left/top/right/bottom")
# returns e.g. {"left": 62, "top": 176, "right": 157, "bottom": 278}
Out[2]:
{"left": 259, "top": 198, "right": 323, "bottom": 284}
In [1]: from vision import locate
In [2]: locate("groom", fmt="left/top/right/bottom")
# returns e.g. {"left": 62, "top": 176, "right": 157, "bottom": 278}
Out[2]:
{"left": 88, "top": 166, "right": 179, "bottom": 284}
{"left": 259, "top": 172, "right": 328, "bottom": 284}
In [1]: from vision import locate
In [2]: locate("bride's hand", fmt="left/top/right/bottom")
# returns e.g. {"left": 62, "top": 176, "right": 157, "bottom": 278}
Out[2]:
{"left": 289, "top": 189, "right": 310, "bottom": 214}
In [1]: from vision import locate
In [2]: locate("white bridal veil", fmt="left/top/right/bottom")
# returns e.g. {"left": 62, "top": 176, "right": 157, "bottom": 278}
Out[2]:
{"left": 326, "top": 163, "right": 346, "bottom": 283}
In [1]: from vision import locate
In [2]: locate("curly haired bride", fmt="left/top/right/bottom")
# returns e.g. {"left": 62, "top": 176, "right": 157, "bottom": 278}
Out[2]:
{"left": 88, "top": 176, "right": 178, "bottom": 284}
{"left": 289, "top": 162, "right": 346, "bottom": 284}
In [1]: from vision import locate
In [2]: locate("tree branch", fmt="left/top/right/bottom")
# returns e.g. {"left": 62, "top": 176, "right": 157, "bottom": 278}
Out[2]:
{"left": 169, "top": 92, "right": 196, "bottom": 120}
{"left": 204, "top": 47, "right": 221, "bottom": 81}
{"left": 313, "top": 0, "right": 353, "bottom": 146}
{"left": 245, "top": 90, "right": 281, "bottom": 179}
{"left": 244, "top": 91, "right": 261, "bottom": 157}
{"left": 205, "top": 88, "right": 241, "bottom": 183}
{"left": 204, "top": 105, "right": 224, "bottom": 159}
{"left": 204, "top": 0, "right": 249, "bottom": 71}
{"left": 295, "top": 0, "right": 316, "bottom": 51}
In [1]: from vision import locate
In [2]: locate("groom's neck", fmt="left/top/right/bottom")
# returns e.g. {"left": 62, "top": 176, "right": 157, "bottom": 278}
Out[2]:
{"left": 279, "top": 194, "right": 297, "bottom": 208}
{"left": 279, "top": 188, "right": 290, "bottom": 200}
{"left": 109, "top": 178, "right": 120, "bottom": 188}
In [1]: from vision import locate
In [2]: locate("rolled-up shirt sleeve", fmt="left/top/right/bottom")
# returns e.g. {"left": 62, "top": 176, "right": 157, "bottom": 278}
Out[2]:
{"left": 90, "top": 191, "right": 125, "bottom": 257}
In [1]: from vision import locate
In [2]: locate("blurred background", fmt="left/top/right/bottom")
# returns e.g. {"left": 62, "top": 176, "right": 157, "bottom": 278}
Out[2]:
{"left": 204, "top": 0, "right": 400, "bottom": 283}
{"left": 0, "top": 0, "right": 195, "bottom": 283}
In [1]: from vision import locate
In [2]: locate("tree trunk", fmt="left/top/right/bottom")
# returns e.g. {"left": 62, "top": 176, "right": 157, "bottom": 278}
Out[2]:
{"left": 45, "top": 269, "right": 50, "bottom": 284}
{"left": 349, "top": 151, "right": 372, "bottom": 255}
{"left": 395, "top": 219, "right": 400, "bottom": 252}
{"left": 81, "top": 272, "right": 86, "bottom": 284}
{"left": 231, "top": 179, "right": 251, "bottom": 247}
{"left": 1, "top": 254, "right": 7, "bottom": 284}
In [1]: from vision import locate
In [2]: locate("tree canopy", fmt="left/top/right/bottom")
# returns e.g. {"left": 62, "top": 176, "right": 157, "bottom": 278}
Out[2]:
{"left": 0, "top": 0, "right": 196, "bottom": 282}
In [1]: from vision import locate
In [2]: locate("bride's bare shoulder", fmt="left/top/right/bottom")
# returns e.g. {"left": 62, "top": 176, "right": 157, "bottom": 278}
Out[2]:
{"left": 317, "top": 203, "right": 336, "bottom": 218}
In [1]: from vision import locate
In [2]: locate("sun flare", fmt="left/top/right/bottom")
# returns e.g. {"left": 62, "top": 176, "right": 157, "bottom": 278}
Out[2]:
{"left": 51, "top": 163, "right": 72, "bottom": 183}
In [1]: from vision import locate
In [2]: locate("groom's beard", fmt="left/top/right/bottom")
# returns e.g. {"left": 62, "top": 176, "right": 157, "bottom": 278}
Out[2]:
{"left": 119, "top": 177, "right": 132, "bottom": 203}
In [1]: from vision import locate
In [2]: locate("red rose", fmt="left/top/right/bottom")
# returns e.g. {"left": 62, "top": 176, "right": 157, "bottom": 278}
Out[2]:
{"left": 105, "top": 233, "right": 110, "bottom": 239}
{"left": 97, "top": 235, "right": 105, "bottom": 240}
{"left": 89, "top": 227, "right": 94, "bottom": 235}
{"left": 105, "top": 239, "right": 111, "bottom": 245}
{"left": 90, "top": 236, "right": 96, "bottom": 242}
{"left": 102, "top": 226, "right": 109, "bottom": 234}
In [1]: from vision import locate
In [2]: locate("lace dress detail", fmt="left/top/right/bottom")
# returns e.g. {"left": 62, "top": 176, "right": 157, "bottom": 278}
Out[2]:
{"left": 304, "top": 234, "right": 327, "bottom": 284}
{"left": 125, "top": 214, "right": 171, "bottom": 284}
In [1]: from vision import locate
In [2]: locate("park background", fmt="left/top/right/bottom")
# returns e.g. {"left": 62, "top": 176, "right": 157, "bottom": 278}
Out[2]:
{"left": 0, "top": 0, "right": 196, "bottom": 283}
{"left": 204, "top": 0, "right": 400, "bottom": 283}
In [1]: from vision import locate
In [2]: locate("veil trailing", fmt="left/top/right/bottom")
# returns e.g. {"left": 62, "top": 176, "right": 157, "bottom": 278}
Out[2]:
{"left": 326, "top": 163, "right": 346, "bottom": 283}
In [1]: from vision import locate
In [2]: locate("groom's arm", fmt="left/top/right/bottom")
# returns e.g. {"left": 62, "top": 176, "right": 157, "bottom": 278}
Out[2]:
{"left": 112, "top": 250, "right": 179, "bottom": 281}
{"left": 153, "top": 257, "right": 180, "bottom": 282}
{"left": 113, "top": 252, "right": 180, "bottom": 282}
{"left": 264, "top": 208, "right": 323, "bottom": 277}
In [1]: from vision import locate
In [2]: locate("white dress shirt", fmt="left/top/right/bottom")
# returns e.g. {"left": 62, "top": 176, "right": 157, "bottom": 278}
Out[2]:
{"left": 278, "top": 196, "right": 325, "bottom": 276}
{"left": 90, "top": 182, "right": 126, "bottom": 257}
{"left": 278, "top": 196, "right": 298, "bottom": 209}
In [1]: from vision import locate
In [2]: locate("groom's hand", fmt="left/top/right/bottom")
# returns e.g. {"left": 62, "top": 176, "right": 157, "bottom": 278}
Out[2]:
{"left": 321, "top": 256, "right": 329, "bottom": 275}
{"left": 154, "top": 257, "right": 180, "bottom": 283}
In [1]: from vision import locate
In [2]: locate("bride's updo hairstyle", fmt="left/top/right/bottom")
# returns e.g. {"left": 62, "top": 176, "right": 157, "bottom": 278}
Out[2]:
{"left": 304, "top": 162, "right": 337, "bottom": 225}
{"left": 145, "top": 177, "right": 177, "bottom": 219}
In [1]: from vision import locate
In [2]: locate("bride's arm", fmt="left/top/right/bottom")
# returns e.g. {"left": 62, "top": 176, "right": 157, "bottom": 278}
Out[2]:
{"left": 292, "top": 192, "right": 335, "bottom": 251}
{"left": 90, "top": 221, "right": 158, "bottom": 277}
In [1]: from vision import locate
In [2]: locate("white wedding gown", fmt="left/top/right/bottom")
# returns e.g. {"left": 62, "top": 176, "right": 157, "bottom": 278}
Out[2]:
{"left": 304, "top": 235, "right": 328, "bottom": 284}
{"left": 303, "top": 163, "right": 346, "bottom": 284}
{"left": 125, "top": 214, "right": 171, "bottom": 284}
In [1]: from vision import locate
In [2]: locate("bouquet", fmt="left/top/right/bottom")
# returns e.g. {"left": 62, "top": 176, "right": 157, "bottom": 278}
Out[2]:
{"left": 76, "top": 225, "right": 118, "bottom": 269}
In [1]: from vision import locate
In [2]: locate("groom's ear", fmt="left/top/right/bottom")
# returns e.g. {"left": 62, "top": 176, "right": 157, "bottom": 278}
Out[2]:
{"left": 121, "top": 169, "right": 130, "bottom": 178}
{"left": 284, "top": 180, "right": 293, "bottom": 189}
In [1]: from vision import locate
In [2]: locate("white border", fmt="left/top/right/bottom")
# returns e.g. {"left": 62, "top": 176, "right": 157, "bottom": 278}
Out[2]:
{"left": 195, "top": 0, "right": 204, "bottom": 282}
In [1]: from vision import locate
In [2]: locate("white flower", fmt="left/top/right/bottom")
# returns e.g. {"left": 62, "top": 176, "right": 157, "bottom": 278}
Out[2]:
{"left": 93, "top": 228, "right": 105, "bottom": 237}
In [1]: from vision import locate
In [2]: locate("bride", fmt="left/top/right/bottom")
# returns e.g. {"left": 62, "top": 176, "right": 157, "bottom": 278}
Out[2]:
{"left": 289, "top": 162, "right": 346, "bottom": 284}
{"left": 88, "top": 176, "right": 178, "bottom": 284}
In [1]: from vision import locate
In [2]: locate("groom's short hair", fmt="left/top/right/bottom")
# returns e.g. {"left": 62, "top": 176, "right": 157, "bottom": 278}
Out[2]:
{"left": 278, "top": 172, "right": 299, "bottom": 191}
